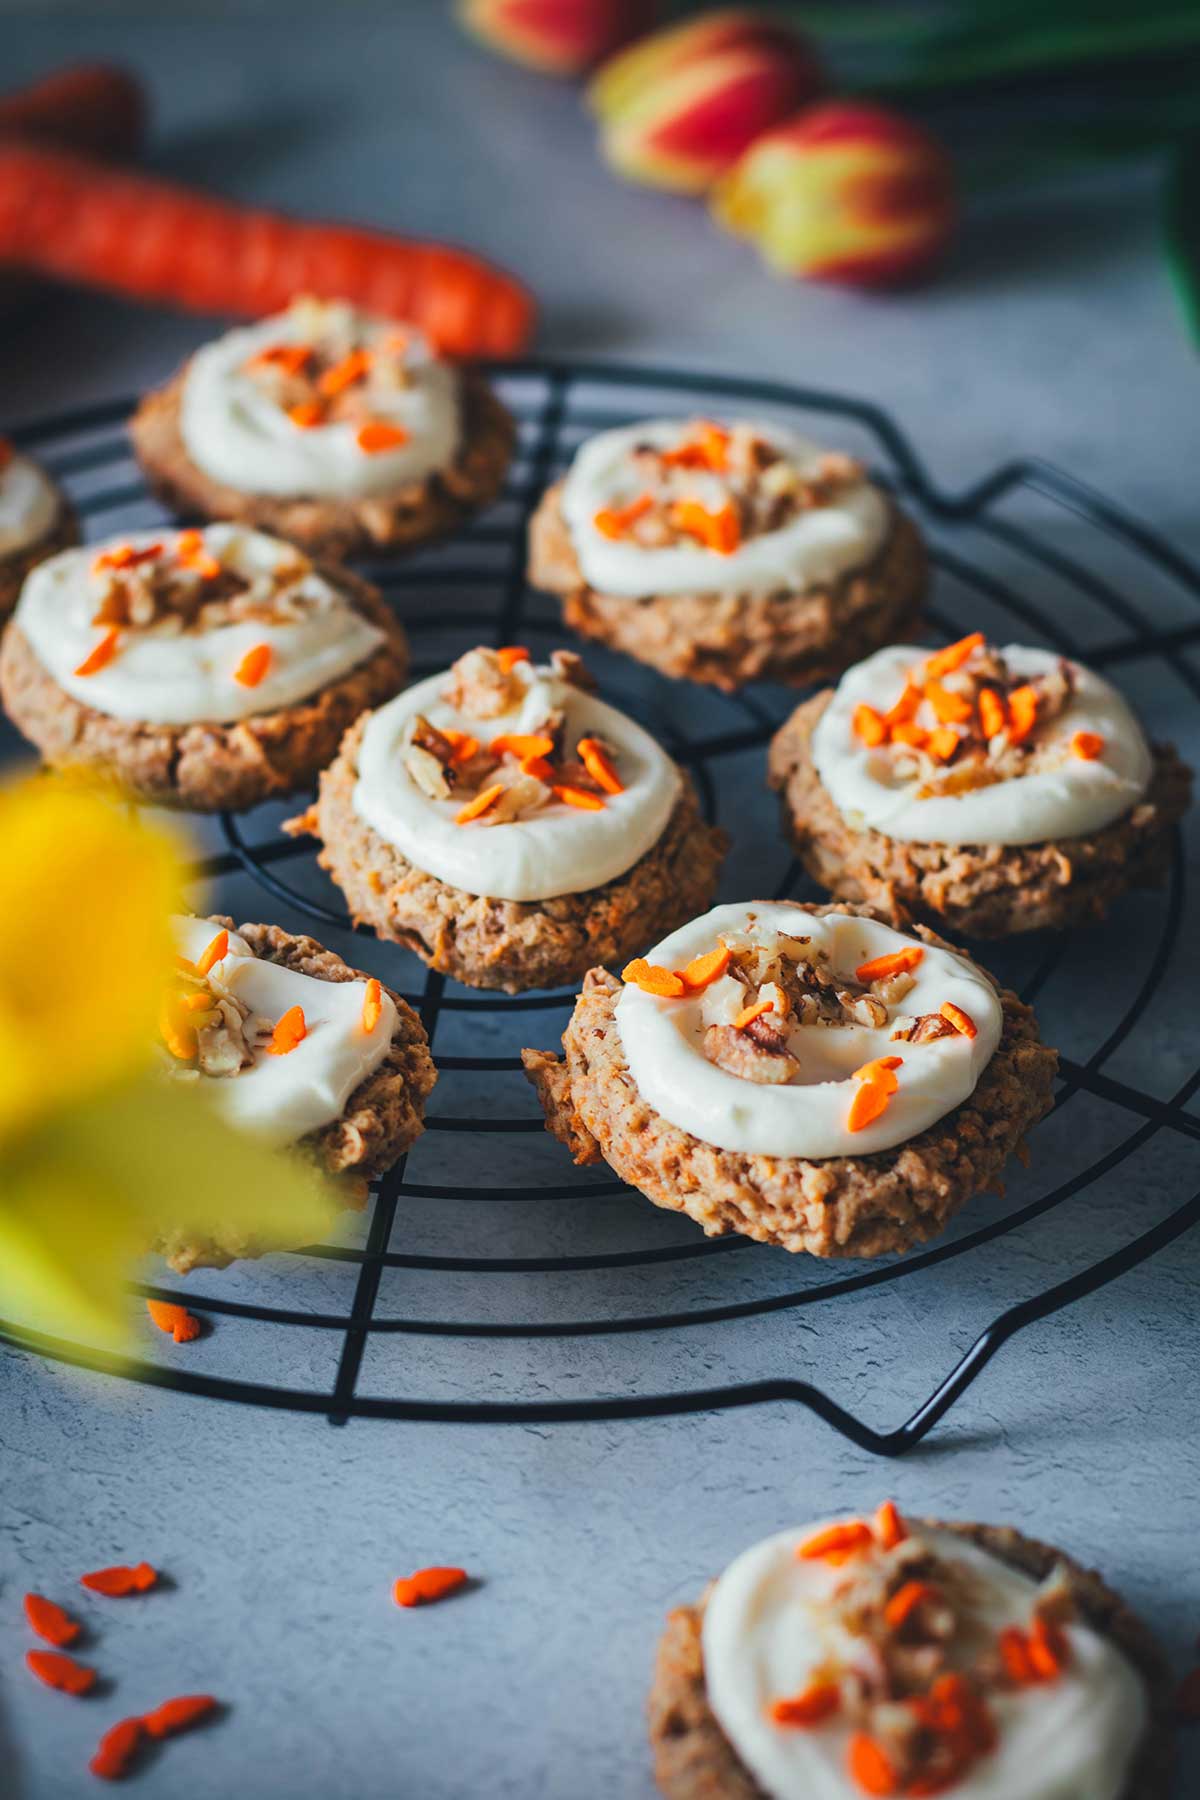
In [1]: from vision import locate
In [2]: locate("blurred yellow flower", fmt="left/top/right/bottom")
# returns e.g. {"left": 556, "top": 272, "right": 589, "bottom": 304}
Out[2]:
{"left": 0, "top": 773, "right": 337, "bottom": 1348}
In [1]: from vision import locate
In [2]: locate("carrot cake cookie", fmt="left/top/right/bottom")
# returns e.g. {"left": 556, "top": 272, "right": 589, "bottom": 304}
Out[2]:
{"left": 130, "top": 296, "right": 514, "bottom": 560}
{"left": 307, "top": 643, "right": 729, "bottom": 992}
{"left": 523, "top": 899, "right": 1056, "bottom": 1256}
{"left": 156, "top": 915, "right": 436, "bottom": 1272}
{"left": 0, "top": 435, "right": 77, "bottom": 618}
{"left": 527, "top": 417, "right": 926, "bottom": 690}
{"left": 0, "top": 523, "right": 409, "bottom": 811}
{"left": 649, "top": 1505, "right": 1173, "bottom": 1799}
{"left": 769, "top": 633, "right": 1192, "bottom": 937}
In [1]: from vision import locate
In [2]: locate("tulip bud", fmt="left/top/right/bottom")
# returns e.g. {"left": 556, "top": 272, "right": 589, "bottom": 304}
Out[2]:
{"left": 458, "top": 0, "right": 660, "bottom": 78}
{"left": 712, "top": 102, "right": 956, "bottom": 286}
{"left": 589, "top": 7, "right": 811, "bottom": 120}
{"left": 593, "top": 19, "right": 822, "bottom": 194}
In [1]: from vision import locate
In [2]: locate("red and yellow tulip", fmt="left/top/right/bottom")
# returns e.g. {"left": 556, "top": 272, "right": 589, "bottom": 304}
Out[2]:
{"left": 458, "top": 0, "right": 660, "bottom": 78}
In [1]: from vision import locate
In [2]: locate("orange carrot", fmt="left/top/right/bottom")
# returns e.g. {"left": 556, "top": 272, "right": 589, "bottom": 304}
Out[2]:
{"left": 593, "top": 493, "right": 653, "bottom": 539}
{"left": 553, "top": 784, "right": 605, "bottom": 812}
{"left": 924, "top": 679, "right": 972, "bottom": 725}
{"left": 80, "top": 1563, "right": 157, "bottom": 1597}
{"left": 393, "top": 1566, "right": 469, "bottom": 1607}
{"left": 679, "top": 945, "right": 730, "bottom": 991}
{"left": 25, "top": 1649, "right": 96, "bottom": 1695}
{"left": 1071, "top": 730, "right": 1104, "bottom": 760}
{"left": 847, "top": 1730, "right": 901, "bottom": 1795}
{"left": 891, "top": 721, "right": 928, "bottom": 749}
{"left": 1006, "top": 684, "right": 1039, "bottom": 743}
{"left": 998, "top": 1625, "right": 1037, "bottom": 1685}
{"left": 489, "top": 733, "right": 554, "bottom": 761}
{"left": 361, "top": 977, "right": 383, "bottom": 1035}
{"left": 853, "top": 703, "right": 887, "bottom": 747}
{"left": 926, "top": 725, "right": 960, "bottom": 762}
{"left": 924, "top": 632, "right": 983, "bottom": 680}
{"left": 357, "top": 420, "right": 409, "bottom": 452}
{"left": 146, "top": 1299, "right": 201, "bottom": 1343}
{"left": 576, "top": 736, "right": 624, "bottom": 795}
{"left": 848, "top": 1078, "right": 893, "bottom": 1132}
{"left": 23, "top": 1593, "right": 80, "bottom": 1647}
{"left": 89, "top": 1716, "right": 144, "bottom": 1781}
{"left": 234, "top": 642, "right": 273, "bottom": 687}
{"left": 670, "top": 497, "right": 740, "bottom": 554}
{"left": 769, "top": 1681, "right": 841, "bottom": 1726}
{"left": 796, "top": 1521, "right": 874, "bottom": 1563}
{"left": 74, "top": 626, "right": 120, "bottom": 677}
{"left": 142, "top": 1694, "right": 218, "bottom": 1739}
{"left": 287, "top": 400, "right": 325, "bottom": 429}
{"left": 496, "top": 645, "right": 531, "bottom": 672}
{"left": 851, "top": 1056, "right": 902, "bottom": 1090}
{"left": 978, "top": 688, "right": 1007, "bottom": 739}
{"left": 874, "top": 1499, "right": 907, "bottom": 1549}
{"left": 0, "top": 143, "right": 535, "bottom": 358}
{"left": 856, "top": 947, "right": 922, "bottom": 984}
{"left": 195, "top": 929, "right": 228, "bottom": 978}
{"left": 456, "top": 782, "right": 505, "bottom": 824}
{"left": 266, "top": 1005, "right": 307, "bottom": 1056}
{"left": 883, "top": 1579, "right": 942, "bottom": 1632}
{"left": 732, "top": 998, "right": 774, "bottom": 1030}
{"left": 318, "top": 348, "right": 372, "bottom": 396}
{"left": 939, "top": 1001, "right": 977, "bottom": 1039}
{"left": 248, "top": 342, "right": 312, "bottom": 376}
{"left": 622, "top": 958, "right": 686, "bottom": 998}
{"left": 441, "top": 728, "right": 480, "bottom": 764}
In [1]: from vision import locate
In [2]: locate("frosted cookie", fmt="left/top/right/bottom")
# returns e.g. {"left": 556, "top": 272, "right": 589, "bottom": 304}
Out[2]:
{"left": 0, "top": 523, "right": 408, "bottom": 811}
{"left": 0, "top": 436, "right": 78, "bottom": 618}
{"left": 649, "top": 1506, "right": 1173, "bottom": 1800}
{"left": 522, "top": 900, "right": 1056, "bottom": 1257}
{"left": 156, "top": 915, "right": 436, "bottom": 1272}
{"left": 304, "top": 643, "right": 729, "bottom": 992}
{"left": 769, "top": 633, "right": 1193, "bottom": 937}
{"left": 130, "top": 296, "right": 514, "bottom": 560}
{"left": 527, "top": 418, "right": 925, "bottom": 690}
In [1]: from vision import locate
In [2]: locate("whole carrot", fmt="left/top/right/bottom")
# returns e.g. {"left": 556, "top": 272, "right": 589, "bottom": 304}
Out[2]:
{"left": 0, "top": 142, "right": 535, "bottom": 359}
{"left": 0, "top": 64, "right": 146, "bottom": 159}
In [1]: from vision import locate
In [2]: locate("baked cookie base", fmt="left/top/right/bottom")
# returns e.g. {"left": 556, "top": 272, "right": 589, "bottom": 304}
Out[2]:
{"left": 769, "top": 690, "right": 1194, "bottom": 937}
{"left": 0, "top": 566, "right": 409, "bottom": 812}
{"left": 0, "top": 495, "right": 79, "bottom": 620}
{"left": 527, "top": 485, "right": 927, "bottom": 692}
{"left": 522, "top": 902, "right": 1058, "bottom": 1259}
{"left": 314, "top": 718, "right": 730, "bottom": 992}
{"left": 648, "top": 1520, "right": 1175, "bottom": 1800}
{"left": 154, "top": 919, "right": 437, "bottom": 1274}
{"left": 130, "top": 370, "right": 515, "bottom": 561}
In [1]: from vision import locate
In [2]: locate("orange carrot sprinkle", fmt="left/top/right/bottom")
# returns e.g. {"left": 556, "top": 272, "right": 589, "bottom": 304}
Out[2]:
{"left": 89, "top": 1716, "right": 144, "bottom": 1781}
{"left": 576, "top": 736, "right": 624, "bottom": 795}
{"left": 925, "top": 632, "right": 984, "bottom": 680}
{"left": 890, "top": 721, "right": 929, "bottom": 750}
{"left": 23, "top": 1594, "right": 80, "bottom": 1647}
{"left": 234, "top": 642, "right": 272, "bottom": 688}
{"left": 978, "top": 688, "right": 1007, "bottom": 739}
{"left": 939, "top": 1001, "right": 977, "bottom": 1039}
{"left": 1071, "top": 729, "right": 1105, "bottom": 760}
{"left": 1028, "top": 1612, "right": 1070, "bottom": 1680}
{"left": 393, "top": 1566, "right": 469, "bottom": 1608}
{"left": 496, "top": 645, "right": 530, "bottom": 672}
{"left": 287, "top": 399, "right": 326, "bottom": 428}
{"left": 195, "top": 929, "right": 229, "bottom": 978}
{"left": 249, "top": 342, "right": 312, "bottom": 376}
{"left": 769, "top": 1681, "right": 841, "bottom": 1727}
{"left": 456, "top": 782, "right": 505, "bottom": 824}
{"left": 80, "top": 1564, "right": 157, "bottom": 1598}
{"left": 266, "top": 1005, "right": 307, "bottom": 1056}
{"left": 74, "top": 626, "right": 120, "bottom": 677}
{"left": 25, "top": 1649, "right": 96, "bottom": 1695}
{"left": 851, "top": 1056, "right": 902, "bottom": 1091}
{"left": 1006, "top": 684, "right": 1039, "bottom": 743}
{"left": 874, "top": 1499, "right": 907, "bottom": 1549}
{"left": 679, "top": 945, "right": 730, "bottom": 991}
{"left": 662, "top": 423, "right": 730, "bottom": 472}
{"left": 553, "top": 784, "right": 605, "bottom": 811}
{"left": 924, "top": 680, "right": 973, "bottom": 725}
{"left": 93, "top": 541, "right": 162, "bottom": 573}
{"left": 521, "top": 754, "right": 554, "bottom": 781}
{"left": 318, "top": 347, "right": 372, "bottom": 396}
{"left": 796, "top": 1521, "right": 874, "bottom": 1563}
{"left": 175, "top": 527, "right": 222, "bottom": 579}
{"left": 847, "top": 1730, "right": 901, "bottom": 1795}
{"left": 622, "top": 958, "right": 686, "bottom": 998}
{"left": 490, "top": 732, "right": 554, "bottom": 761}
{"left": 732, "top": 998, "right": 774, "bottom": 1030}
{"left": 883, "top": 683, "right": 921, "bottom": 730}
{"left": 670, "top": 497, "right": 740, "bottom": 555}
{"left": 1172, "top": 1666, "right": 1200, "bottom": 1722}
{"left": 361, "top": 977, "right": 383, "bottom": 1035}
{"left": 883, "top": 1579, "right": 942, "bottom": 1632}
{"left": 146, "top": 1299, "right": 201, "bottom": 1343}
{"left": 852, "top": 703, "right": 887, "bottom": 748}
{"left": 998, "top": 1625, "right": 1037, "bottom": 1685}
{"left": 856, "top": 946, "right": 923, "bottom": 985}
{"left": 442, "top": 728, "right": 480, "bottom": 764}
{"left": 357, "top": 419, "right": 410, "bottom": 453}
{"left": 848, "top": 1078, "right": 893, "bottom": 1133}
{"left": 142, "top": 1694, "right": 218, "bottom": 1739}
{"left": 926, "top": 726, "right": 961, "bottom": 763}
{"left": 593, "top": 493, "right": 653, "bottom": 539}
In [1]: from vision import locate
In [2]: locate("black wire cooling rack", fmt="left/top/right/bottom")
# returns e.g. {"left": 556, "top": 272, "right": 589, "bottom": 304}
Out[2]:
{"left": 2, "top": 359, "right": 1199, "bottom": 1456}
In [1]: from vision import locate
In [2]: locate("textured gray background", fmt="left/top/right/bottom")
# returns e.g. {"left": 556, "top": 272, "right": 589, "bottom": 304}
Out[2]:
{"left": 1, "top": 5, "right": 1199, "bottom": 1797}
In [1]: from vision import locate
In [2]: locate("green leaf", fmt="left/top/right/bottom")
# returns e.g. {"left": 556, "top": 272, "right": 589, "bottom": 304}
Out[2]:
{"left": 1164, "top": 135, "right": 1200, "bottom": 350}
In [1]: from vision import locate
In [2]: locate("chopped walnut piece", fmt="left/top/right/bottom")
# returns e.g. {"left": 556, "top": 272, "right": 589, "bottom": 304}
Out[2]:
{"left": 443, "top": 646, "right": 523, "bottom": 718}
{"left": 549, "top": 648, "right": 597, "bottom": 691}
{"left": 838, "top": 989, "right": 888, "bottom": 1029}
{"left": 893, "top": 1012, "right": 958, "bottom": 1045}
{"left": 873, "top": 968, "right": 917, "bottom": 1007}
{"left": 404, "top": 744, "right": 451, "bottom": 801}
{"left": 704, "top": 1022, "right": 800, "bottom": 1085}
{"left": 479, "top": 774, "right": 551, "bottom": 824}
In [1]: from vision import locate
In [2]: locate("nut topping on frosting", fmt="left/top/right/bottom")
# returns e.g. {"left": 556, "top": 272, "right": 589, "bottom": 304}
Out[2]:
{"left": 591, "top": 419, "right": 865, "bottom": 556}
{"left": 242, "top": 299, "right": 416, "bottom": 454}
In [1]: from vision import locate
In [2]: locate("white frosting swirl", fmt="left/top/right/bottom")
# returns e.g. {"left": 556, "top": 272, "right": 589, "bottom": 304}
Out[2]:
{"left": 0, "top": 451, "right": 58, "bottom": 556}
{"left": 559, "top": 420, "right": 888, "bottom": 597}
{"left": 172, "top": 916, "right": 396, "bottom": 1147}
{"left": 15, "top": 524, "right": 386, "bottom": 726}
{"left": 703, "top": 1521, "right": 1147, "bottom": 1800}
{"left": 352, "top": 661, "right": 682, "bottom": 903}
{"left": 813, "top": 645, "right": 1153, "bottom": 846}
{"left": 179, "top": 303, "right": 460, "bottom": 498}
{"left": 614, "top": 902, "right": 1001, "bottom": 1158}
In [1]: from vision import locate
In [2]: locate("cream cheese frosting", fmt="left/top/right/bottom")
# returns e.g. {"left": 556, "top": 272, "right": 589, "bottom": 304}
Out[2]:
{"left": 352, "top": 658, "right": 682, "bottom": 903}
{"left": 179, "top": 300, "right": 461, "bottom": 499}
{"left": 0, "top": 450, "right": 58, "bottom": 556}
{"left": 702, "top": 1520, "right": 1147, "bottom": 1800}
{"left": 559, "top": 419, "right": 888, "bottom": 597}
{"left": 171, "top": 916, "right": 396, "bottom": 1147}
{"left": 812, "top": 644, "right": 1153, "bottom": 846}
{"left": 614, "top": 902, "right": 1001, "bottom": 1158}
{"left": 15, "top": 524, "right": 385, "bottom": 725}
